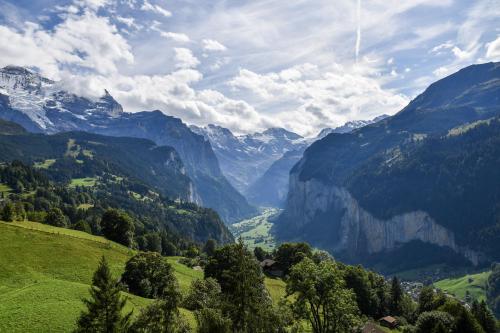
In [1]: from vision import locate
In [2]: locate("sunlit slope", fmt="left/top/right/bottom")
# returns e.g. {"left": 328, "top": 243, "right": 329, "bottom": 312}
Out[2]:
{"left": 0, "top": 221, "right": 286, "bottom": 332}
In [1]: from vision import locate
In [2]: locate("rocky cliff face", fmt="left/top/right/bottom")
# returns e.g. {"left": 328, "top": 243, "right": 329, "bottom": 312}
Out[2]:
{"left": 281, "top": 176, "right": 479, "bottom": 264}
{"left": 245, "top": 115, "right": 389, "bottom": 207}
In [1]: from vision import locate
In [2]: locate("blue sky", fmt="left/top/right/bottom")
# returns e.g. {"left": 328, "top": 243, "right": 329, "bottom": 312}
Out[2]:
{"left": 0, "top": 0, "right": 499, "bottom": 136}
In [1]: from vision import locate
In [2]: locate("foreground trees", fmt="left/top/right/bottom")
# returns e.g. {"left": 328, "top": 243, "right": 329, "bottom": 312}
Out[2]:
{"left": 204, "top": 239, "right": 285, "bottom": 332}
{"left": 121, "top": 252, "right": 177, "bottom": 299}
{"left": 75, "top": 257, "right": 131, "bottom": 333}
{"left": 76, "top": 243, "right": 499, "bottom": 333}
{"left": 287, "top": 257, "right": 361, "bottom": 333}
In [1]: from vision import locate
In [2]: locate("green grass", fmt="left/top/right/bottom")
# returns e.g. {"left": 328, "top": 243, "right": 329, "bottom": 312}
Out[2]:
{"left": 0, "top": 182, "right": 12, "bottom": 194}
{"left": 69, "top": 177, "right": 97, "bottom": 188}
{"left": 166, "top": 257, "right": 203, "bottom": 293}
{"left": 264, "top": 277, "right": 287, "bottom": 303}
{"left": 0, "top": 220, "right": 287, "bottom": 332}
{"left": 0, "top": 222, "right": 202, "bottom": 331}
{"left": 77, "top": 203, "right": 94, "bottom": 210}
{"left": 434, "top": 271, "right": 491, "bottom": 302}
{"left": 0, "top": 221, "right": 143, "bottom": 332}
{"left": 34, "top": 159, "right": 56, "bottom": 169}
{"left": 230, "top": 208, "right": 281, "bottom": 251}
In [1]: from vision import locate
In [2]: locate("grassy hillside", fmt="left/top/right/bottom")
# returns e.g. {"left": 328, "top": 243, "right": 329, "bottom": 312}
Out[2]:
{"left": 434, "top": 271, "right": 491, "bottom": 302}
{"left": 0, "top": 220, "right": 286, "bottom": 332}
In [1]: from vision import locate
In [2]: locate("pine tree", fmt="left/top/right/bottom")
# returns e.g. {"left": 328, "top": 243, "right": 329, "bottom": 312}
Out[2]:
{"left": 472, "top": 300, "right": 497, "bottom": 333}
{"left": 390, "top": 276, "right": 403, "bottom": 315}
{"left": 75, "top": 257, "right": 131, "bottom": 333}
{"left": 1, "top": 202, "right": 15, "bottom": 222}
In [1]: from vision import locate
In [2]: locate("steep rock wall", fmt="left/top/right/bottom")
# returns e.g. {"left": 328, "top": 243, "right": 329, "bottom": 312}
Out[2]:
{"left": 282, "top": 174, "right": 479, "bottom": 264}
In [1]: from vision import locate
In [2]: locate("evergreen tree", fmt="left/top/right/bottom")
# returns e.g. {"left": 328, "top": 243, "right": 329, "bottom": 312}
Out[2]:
{"left": 253, "top": 246, "right": 267, "bottom": 262}
{"left": 452, "top": 308, "right": 485, "bottom": 333}
{"left": 203, "top": 239, "right": 217, "bottom": 257}
{"left": 1, "top": 202, "right": 15, "bottom": 222}
{"left": 195, "top": 308, "right": 232, "bottom": 333}
{"left": 75, "top": 257, "right": 131, "bottom": 333}
{"left": 418, "top": 286, "right": 436, "bottom": 314}
{"left": 204, "top": 239, "right": 277, "bottom": 332}
{"left": 472, "top": 300, "right": 497, "bottom": 333}
{"left": 390, "top": 276, "right": 404, "bottom": 315}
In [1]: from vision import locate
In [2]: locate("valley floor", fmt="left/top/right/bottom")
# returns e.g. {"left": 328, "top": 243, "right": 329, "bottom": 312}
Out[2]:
{"left": 229, "top": 207, "right": 281, "bottom": 251}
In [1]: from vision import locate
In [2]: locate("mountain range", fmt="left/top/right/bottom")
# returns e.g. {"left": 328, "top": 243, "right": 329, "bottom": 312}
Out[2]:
{"left": 0, "top": 65, "right": 255, "bottom": 223}
{"left": 2, "top": 62, "right": 500, "bottom": 274}
{"left": 276, "top": 61, "right": 500, "bottom": 272}
{"left": 193, "top": 115, "right": 388, "bottom": 207}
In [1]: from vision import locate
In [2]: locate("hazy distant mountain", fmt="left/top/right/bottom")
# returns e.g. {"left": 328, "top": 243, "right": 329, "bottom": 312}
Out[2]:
{"left": 191, "top": 124, "right": 306, "bottom": 192}
{"left": 276, "top": 62, "right": 500, "bottom": 272}
{"left": 0, "top": 66, "right": 256, "bottom": 223}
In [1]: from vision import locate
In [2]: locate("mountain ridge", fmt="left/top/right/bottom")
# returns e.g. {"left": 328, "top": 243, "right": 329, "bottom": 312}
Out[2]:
{"left": 0, "top": 66, "right": 255, "bottom": 223}
{"left": 277, "top": 61, "right": 500, "bottom": 271}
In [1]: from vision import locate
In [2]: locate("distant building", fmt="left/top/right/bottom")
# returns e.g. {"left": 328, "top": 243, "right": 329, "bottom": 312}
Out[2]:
{"left": 379, "top": 316, "right": 398, "bottom": 329}
{"left": 260, "top": 259, "right": 283, "bottom": 277}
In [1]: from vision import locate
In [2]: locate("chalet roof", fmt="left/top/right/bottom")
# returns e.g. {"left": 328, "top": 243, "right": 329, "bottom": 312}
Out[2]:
{"left": 379, "top": 316, "right": 397, "bottom": 324}
{"left": 260, "top": 259, "right": 276, "bottom": 268}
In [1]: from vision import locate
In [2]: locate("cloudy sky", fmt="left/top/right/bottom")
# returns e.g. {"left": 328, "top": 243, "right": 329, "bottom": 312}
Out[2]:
{"left": 0, "top": 0, "right": 499, "bottom": 136}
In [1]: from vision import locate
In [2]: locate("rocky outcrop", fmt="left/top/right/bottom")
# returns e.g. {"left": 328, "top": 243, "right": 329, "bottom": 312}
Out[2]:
{"left": 281, "top": 175, "right": 479, "bottom": 265}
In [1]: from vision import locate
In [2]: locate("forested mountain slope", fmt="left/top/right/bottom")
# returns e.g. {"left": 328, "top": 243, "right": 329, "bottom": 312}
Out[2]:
{"left": 0, "top": 66, "right": 255, "bottom": 223}
{"left": 277, "top": 62, "right": 500, "bottom": 271}
{"left": 0, "top": 128, "right": 234, "bottom": 246}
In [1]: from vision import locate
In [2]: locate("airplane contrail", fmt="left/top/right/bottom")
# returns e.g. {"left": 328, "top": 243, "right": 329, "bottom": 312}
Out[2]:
{"left": 355, "top": 0, "right": 361, "bottom": 63}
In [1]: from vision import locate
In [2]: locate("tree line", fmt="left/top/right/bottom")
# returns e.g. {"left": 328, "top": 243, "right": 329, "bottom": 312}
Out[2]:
{"left": 0, "top": 161, "right": 232, "bottom": 256}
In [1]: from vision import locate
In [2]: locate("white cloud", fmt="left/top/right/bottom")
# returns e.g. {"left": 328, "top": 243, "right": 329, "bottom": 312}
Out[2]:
{"left": 74, "top": 0, "right": 111, "bottom": 10}
{"left": 0, "top": 11, "right": 133, "bottom": 78}
{"left": 115, "top": 16, "right": 142, "bottom": 31}
{"left": 174, "top": 48, "right": 200, "bottom": 69}
{"left": 160, "top": 32, "right": 190, "bottom": 43}
{"left": 1, "top": 0, "right": 498, "bottom": 136}
{"left": 202, "top": 39, "right": 227, "bottom": 52}
{"left": 229, "top": 62, "right": 409, "bottom": 136}
{"left": 485, "top": 36, "right": 500, "bottom": 60}
{"left": 141, "top": 0, "right": 172, "bottom": 18}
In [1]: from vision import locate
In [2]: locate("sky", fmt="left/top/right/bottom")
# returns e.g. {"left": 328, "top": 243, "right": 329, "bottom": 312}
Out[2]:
{"left": 0, "top": 0, "right": 499, "bottom": 136}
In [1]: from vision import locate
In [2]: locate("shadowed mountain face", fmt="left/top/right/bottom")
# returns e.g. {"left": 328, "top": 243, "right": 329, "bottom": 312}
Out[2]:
{"left": 244, "top": 115, "right": 390, "bottom": 208}
{"left": 277, "top": 62, "right": 500, "bottom": 271}
{"left": 0, "top": 126, "right": 234, "bottom": 244}
{"left": 0, "top": 66, "right": 256, "bottom": 223}
{"left": 192, "top": 116, "right": 390, "bottom": 208}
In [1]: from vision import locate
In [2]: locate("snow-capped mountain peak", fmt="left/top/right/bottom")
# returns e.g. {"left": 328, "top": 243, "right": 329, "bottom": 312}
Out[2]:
{"left": 0, "top": 66, "right": 123, "bottom": 132}
{"left": 316, "top": 114, "right": 390, "bottom": 139}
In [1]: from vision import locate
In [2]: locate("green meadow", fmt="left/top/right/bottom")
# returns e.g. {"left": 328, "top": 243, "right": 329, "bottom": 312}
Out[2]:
{"left": 0, "top": 220, "right": 286, "bottom": 332}
{"left": 434, "top": 271, "right": 491, "bottom": 302}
